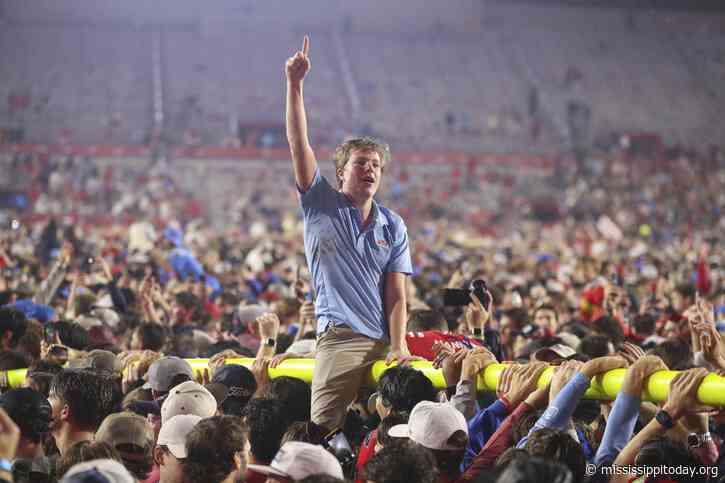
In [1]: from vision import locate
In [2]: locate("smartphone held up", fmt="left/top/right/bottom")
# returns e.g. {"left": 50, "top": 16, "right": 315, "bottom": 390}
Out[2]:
{"left": 442, "top": 279, "right": 491, "bottom": 310}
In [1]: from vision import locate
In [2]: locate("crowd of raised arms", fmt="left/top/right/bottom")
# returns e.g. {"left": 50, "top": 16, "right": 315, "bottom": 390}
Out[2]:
{"left": 0, "top": 36, "right": 723, "bottom": 483}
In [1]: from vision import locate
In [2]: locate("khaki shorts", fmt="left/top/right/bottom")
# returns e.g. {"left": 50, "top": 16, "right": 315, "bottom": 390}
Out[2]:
{"left": 310, "top": 326, "right": 388, "bottom": 431}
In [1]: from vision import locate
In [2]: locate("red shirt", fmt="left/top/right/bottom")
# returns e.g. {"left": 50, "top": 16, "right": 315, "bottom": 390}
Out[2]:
{"left": 142, "top": 465, "right": 159, "bottom": 483}
{"left": 405, "top": 331, "right": 486, "bottom": 361}
{"left": 244, "top": 468, "right": 268, "bottom": 483}
{"left": 355, "top": 429, "right": 378, "bottom": 483}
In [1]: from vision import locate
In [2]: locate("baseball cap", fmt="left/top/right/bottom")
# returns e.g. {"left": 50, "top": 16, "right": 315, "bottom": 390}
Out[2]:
{"left": 59, "top": 459, "right": 135, "bottom": 483}
{"left": 0, "top": 388, "right": 51, "bottom": 440}
{"left": 211, "top": 364, "right": 256, "bottom": 397}
{"left": 145, "top": 357, "right": 194, "bottom": 393}
{"left": 74, "top": 315, "right": 103, "bottom": 331}
{"left": 95, "top": 412, "right": 154, "bottom": 453}
{"left": 67, "top": 350, "right": 121, "bottom": 373}
{"left": 388, "top": 401, "right": 468, "bottom": 450}
{"left": 247, "top": 442, "right": 344, "bottom": 480}
{"left": 157, "top": 414, "right": 202, "bottom": 459}
{"left": 532, "top": 343, "right": 577, "bottom": 363}
{"left": 285, "top": 338, "right": 316, "bottom": 354}
{"left": 161, "top": 381, "right": 217, "bottom": 424}
{"left": 90, "top": 307, "right": 121, "bottom": 329}
{"left": 236, "top": 305, "right": 268, "bottom": 324}
{"left": 204, "top": 382, "right": 229, "bottom": 408}
{"left": 204, "top": 381, "right": 252, "bottom": 417}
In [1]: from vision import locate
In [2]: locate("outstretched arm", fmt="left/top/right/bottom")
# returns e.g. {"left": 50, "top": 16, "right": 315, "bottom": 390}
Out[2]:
{"left": 285, "top": 35, "right": 317, "bottom": 192}
{"left": 384, "top": 272, "right": 411, "bottom": 364}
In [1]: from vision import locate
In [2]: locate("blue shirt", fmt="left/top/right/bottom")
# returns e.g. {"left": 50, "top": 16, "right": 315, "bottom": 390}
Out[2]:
{"left": 7, "top": 299, "right": 55, "bottom": 324}
{"left": 462, "top": 399, "right": 510, "bottom": 470}
{"left": 594, "top": 391, "right": 640, "bottom": 468}
{"left": 516, "top": 371, "right": 595, "bottom": 462}
{"left": 168, "top": 248, "right": 204, "bottom": 282}
{"left": 299, "top": 169, "right": 413, "bottom": 340}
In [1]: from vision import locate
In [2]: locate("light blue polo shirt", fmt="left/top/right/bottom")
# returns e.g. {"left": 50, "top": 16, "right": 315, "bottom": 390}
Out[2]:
{"left": 299, "top": 169, "right": 413, "bottom": 341}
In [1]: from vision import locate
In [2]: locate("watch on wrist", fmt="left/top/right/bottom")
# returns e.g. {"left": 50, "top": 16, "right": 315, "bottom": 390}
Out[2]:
{"left": 687, "top": 432, "right": 712, "bottom": 448}
{"left": 655, "top": 409, "right": 675, "bottom": 429}
{"left": 264, "top": 337, "right": 276, "bottom": 347}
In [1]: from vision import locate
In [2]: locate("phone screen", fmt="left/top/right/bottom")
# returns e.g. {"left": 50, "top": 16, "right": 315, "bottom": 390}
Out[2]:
{"left": 44, "top": 324, "right": 56, "bottom": 343}
{"left": 325, "top": 429, "right": 352, "bottom": 454}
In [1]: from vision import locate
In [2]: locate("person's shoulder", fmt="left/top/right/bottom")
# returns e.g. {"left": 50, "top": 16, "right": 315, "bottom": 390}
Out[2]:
{"left": 377, "top": 204, "right": 406, "bottom": 228}
{"left": 299, "top": 169, "right": 336, "bottom": 199}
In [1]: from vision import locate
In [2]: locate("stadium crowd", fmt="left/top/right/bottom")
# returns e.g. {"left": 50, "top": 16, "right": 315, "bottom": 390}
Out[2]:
{"left": 0, "top": 60, "right": 724, "bottom": 480}
{"left": 0, "top": 139, "right": 722, "bottom": 483}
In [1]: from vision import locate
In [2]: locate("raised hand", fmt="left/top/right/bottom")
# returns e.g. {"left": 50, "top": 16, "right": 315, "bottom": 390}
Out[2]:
{"left": 662, "top": 368, "right": 713, "bottom": 420}
{"left": 460, "top": 346, "right": 498, "bottom": 382}
{"left": 440, "top": 348, "right": 468, "bottom": 387}
{"left": 270, "top": 352, "right": 296, "bottom": 368}
{"left": 0, "top": 408, "right": 20, "bottom": 462}
{"left": 618, "top": 342, "right": 646, "bottom": 366}
{"left": 285, "top": 35, "right": 311, "bottom": 85}
{"left": 432, "top": 341, "right": 456, "bottom": 368}
{"left": 549, "top": 360, "right": 584, "bottom": 402}
{"left": 621, "top": 355, "right": 668, "bottom": 397}
{"left": 465, "top": 291, "right": 492, "bottom": 333}
{"left": 252, "top": 357, "right": 272, "bottom": 392}
{"left": 40, "top": 340, "right": 69, "bottom": 366}
{"left": 59, "top": 241, "right": 73, "bottom": 266}
{"left": 500, "top": 361, "right": 548, "bottom": 408}
{"left": 694, "top": 321, "right": 725, "bottom": 370}
{"left": 256, "top": 312, "right": 281, "bottom": 340}
{"left": 209, "top": 349, "right": 244, "bottom": 372}
{"left": 581, "top": 355, "right": 628, "bottom": 379}
{"left": 99, "top": 256, "right": 114, "bottom": 281}
{"left": 299, "top": 300, "right": 316, "bottom": 324}
{"left": 385, "top": 346, "right": 424, "bottom": 366}
{"left": 690, "top": 297, "right": 725, "bottom": 370}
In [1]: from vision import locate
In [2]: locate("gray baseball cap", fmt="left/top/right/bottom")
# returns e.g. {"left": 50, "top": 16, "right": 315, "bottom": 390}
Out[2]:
{"left": 145, "top": 357, "right": 194, "bottom": 393}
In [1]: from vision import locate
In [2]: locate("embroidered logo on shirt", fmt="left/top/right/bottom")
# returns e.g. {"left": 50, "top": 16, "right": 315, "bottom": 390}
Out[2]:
{"left": 376, "top": 239, "right": 390, "bottom": 248}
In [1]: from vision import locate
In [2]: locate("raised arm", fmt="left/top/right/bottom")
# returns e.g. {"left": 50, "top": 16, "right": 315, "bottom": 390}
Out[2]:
{"left": 285, "top": 35, "right": 317, "bottom": 191}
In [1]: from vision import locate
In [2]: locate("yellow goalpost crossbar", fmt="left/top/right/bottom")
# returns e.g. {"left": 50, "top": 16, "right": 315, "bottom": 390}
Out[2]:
{"left": 5, "top": 358, "right": 725, "bottom": 406}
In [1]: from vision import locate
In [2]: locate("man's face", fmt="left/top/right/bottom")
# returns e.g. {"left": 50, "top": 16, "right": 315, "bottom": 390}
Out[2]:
{"left": 339, "top": 149, "right": 383, "bottom": 199}
{"left": 605, "top": 285, "right": 630, "bottom": 314}
{"left": 173, "top": 333, "right": 197, "bottom": 358}
{"left": 156, "top": 447, "right": 185, "bottom": 483}
{"left": 500, "top": 319, "right": 514, "bottom": 346}
{"left": 171, "top": 301, "right": 189, "bottom": 324}
{"left": 534, "top": 309, "right": 558, "bottom": 332}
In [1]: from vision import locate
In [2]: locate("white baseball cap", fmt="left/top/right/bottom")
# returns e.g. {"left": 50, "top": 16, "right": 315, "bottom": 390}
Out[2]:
{"left": 60, "top": 458, "right": 135, "bottom": 483}
{"left": 157, "top": 414, "right": 202, "bottom": 459}
{"left": 388, "top": 401, "right": 468, "bottom": 450}
{"left": 237, "top": 304, "right": 269, "bottom": 324}
{"left": 247, "top": 442, "right": 343, "bottom": 480}
{"left": 532, "top": 343, "right": 577, "bottom": 362}
{"left": 161, "top": 381, "right": 217, "bottom": 424}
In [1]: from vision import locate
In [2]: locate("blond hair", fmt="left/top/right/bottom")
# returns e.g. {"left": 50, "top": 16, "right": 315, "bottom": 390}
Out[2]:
{"left": 333, "top": 137, "right": 391, "bottom": 189}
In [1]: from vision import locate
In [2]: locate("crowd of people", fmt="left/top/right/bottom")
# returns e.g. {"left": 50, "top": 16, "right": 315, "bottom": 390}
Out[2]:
{"left": 0, "top": 39, "right": 724, "bottom": 483}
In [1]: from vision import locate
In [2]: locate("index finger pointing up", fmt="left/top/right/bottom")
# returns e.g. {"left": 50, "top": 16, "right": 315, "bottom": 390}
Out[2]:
{"left": 303, "top": 35, "right": 310, "bottom": 57}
